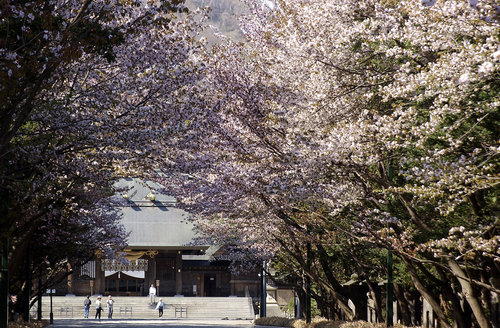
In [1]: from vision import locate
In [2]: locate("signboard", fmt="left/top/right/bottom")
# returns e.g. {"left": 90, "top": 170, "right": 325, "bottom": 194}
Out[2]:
{"left": 101, "top": 259, "right": 148, "bottom": 271}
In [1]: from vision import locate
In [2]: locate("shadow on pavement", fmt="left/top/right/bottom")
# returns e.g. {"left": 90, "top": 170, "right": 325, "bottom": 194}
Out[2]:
{"left": 50, "top": 318, "right": 255, "bottom": 328}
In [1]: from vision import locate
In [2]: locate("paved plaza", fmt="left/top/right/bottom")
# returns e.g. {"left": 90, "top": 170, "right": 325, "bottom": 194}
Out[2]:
{"left": 49, "top": 318, "right": 257, "bottom": 328}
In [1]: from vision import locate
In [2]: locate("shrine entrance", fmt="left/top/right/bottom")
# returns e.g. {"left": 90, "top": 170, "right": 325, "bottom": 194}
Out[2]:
{"left": 101, "top": 257, "right": 149, "bottom": 296}
{"left": 105, "top": 271, "right": 145, "bottom": 296}
{"left": 204, "top": 274, "right": 217, "bottom": 297}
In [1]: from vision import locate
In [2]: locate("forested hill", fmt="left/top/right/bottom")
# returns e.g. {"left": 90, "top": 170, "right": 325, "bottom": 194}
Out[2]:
{"left": 186, "top": 0, "right": 247, "bottom": 42}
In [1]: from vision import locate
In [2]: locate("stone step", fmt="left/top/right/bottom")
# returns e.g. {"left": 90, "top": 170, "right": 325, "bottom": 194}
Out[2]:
{"left": 31, "top": 296, "right": 255, "bottom": 320}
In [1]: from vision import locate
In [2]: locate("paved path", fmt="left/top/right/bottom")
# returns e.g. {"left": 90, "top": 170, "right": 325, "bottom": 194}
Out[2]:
{"left": 49, "top": 318, "right": 256, "bottom": 327}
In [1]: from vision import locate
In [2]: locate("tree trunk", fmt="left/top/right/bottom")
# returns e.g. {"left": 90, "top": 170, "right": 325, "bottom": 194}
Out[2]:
{"left": 349, "top": 249, "right": 383, "bottom": 322}
{"left": 448, "top": 259, "right": 492, "bottom": 328}
{"left": 480, "top": 271, "right": 492, "bottom": 325}
{"left": 296, "top": 284, "right": 306, "bottom": 319}
{"left": 402, "top": 258, "right": 452, "bottom": 328}
{"left": 434, "top": 266, "right": 470, "bottom": 328}
{"left": 315, "top": 244, "right": 355, "bottom": 320}
{"left": 323, "top": 283, "right": 355, "bottom": 320}
{"left": 443, "top": 280, "right": 470, "bottom": 328}
{"left": 22, "top": 243, "right": 31, "bottom": 323}
{"left": 0, "top": 238, "right": 8, "bottom": 328}
{"left": 394, "top": 284, "right": 412, "bottom": 326}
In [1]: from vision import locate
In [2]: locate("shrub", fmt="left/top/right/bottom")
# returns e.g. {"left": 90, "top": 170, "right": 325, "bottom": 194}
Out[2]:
{"left": 254, "top": 316, "right": 295, "bottom": 327}
{"left": 293, "top": 318, "right": 344, "bottom": 328}
{"left": 339, "top": 322, "right": 387, "bottom": 328}
{"left": 8, "top": 320, "right": 49, "bottom": 328}
{"left": 339, "top": 322, "right": 420, "bottom": 328}
{"left": 254, "top": 317, "right": 421, "bottom": 328}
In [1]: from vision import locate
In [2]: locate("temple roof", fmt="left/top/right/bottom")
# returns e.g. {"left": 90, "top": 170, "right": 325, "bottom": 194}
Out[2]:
{"left": 113, "top": 177, "right": 208, "bottom": 251}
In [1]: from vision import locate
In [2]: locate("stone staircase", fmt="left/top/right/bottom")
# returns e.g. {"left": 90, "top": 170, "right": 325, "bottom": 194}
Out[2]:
{"left": 31, "top": 296, "right": 255, "bottom": 320}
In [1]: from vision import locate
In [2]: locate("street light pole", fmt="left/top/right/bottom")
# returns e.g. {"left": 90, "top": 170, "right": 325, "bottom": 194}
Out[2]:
{"left": 306, "top": 242, "right": 311, "bottom": 324}
{"left": 260, "top": 261, "right": 266, "bottom": 318}
{"left": 49, "top": 289, "right": 53, "bottom": 324}
{"left": 386, "top": 250, "right": 393, "bottom": 327}
{"left": 386, "top": 159, "right": 394, "bottom": 327}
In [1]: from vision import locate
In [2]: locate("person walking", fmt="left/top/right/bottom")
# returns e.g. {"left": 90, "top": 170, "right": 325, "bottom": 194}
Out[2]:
{"left": 95, "top": 296, "right": 102, "bottom": 320}
{"left": 83, "top": 296, "right": 91, "bottom": 318}
{"left": 155, "top": 298, "right": 164, "bottom": 317}
{"left": 106, "top": 295, "right": 115, "bottom": 319}
{"left": 149, "top": 284, "right": 157, "bottom": 304}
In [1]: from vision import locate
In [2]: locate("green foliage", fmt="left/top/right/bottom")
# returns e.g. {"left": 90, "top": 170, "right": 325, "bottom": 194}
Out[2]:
{"left": 70, "top": 20, "right": 125, "bottom": 63}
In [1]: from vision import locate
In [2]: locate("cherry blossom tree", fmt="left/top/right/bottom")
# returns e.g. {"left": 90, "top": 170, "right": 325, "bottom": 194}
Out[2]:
{"left": 159, "top": 0, "right": 498, "bottom": 326}
{"left": 1, "top": 0, "right": 208, "bottom": 322}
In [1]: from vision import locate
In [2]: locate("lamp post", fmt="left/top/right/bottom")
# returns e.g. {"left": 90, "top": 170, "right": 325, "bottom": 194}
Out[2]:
{"left": 90, "top": 280, "right": 94, "bottom": 296}
{"left": 386, "top": 251, "right": 393, "bottom": 327}
{"left": 47, "top": 288, "right": 54, "bottom": 324}
{"left": 386, "top": 159, "right": 394, "bottom": 327}
{"left": 306, "top": 242, "right": 311, "bottom": 324}
{"left": 260, "top": 261, "right": 266, "bottom": 318}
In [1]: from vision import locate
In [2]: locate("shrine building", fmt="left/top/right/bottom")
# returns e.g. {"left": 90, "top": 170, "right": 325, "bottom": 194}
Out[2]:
{"left": 68, "top": 177, "right": 260, "bottom": 298}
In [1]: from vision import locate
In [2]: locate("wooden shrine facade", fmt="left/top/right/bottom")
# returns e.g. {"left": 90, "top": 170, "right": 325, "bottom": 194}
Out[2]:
{"left": 68, "top": 249, "right": 259, "bottom": 298}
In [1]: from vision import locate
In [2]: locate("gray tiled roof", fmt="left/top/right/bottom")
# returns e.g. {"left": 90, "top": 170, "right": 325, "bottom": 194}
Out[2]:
{"left": 114, "top": 178, "right": 207, "bottom": 250}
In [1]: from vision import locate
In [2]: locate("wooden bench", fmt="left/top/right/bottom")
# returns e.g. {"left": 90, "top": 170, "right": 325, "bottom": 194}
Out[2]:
{"left": 119, "top": 306, "right": 132, "bottom": 317}
{"left": 174, "top": 306, "right": 187, "bottom": 318}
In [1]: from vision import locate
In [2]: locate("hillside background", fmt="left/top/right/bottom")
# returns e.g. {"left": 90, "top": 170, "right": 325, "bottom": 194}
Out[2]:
{"left": 186, "top": 0, "right": 247, "bottom": 42}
